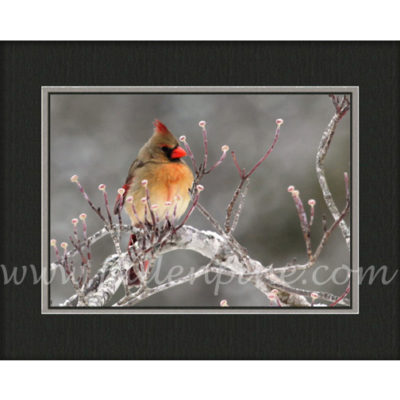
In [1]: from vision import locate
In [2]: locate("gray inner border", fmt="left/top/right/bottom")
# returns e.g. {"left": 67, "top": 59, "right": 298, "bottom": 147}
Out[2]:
{"left": 41, "top": 86, "right": 359, "bottom": 315}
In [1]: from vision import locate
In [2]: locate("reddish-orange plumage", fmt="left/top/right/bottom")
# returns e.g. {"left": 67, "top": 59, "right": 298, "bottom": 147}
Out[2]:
{"left": 153, "top": 119, "right": 169, "bottom": 135}
{"left": 115, "top": 120, "right": 194, "bottom": 285}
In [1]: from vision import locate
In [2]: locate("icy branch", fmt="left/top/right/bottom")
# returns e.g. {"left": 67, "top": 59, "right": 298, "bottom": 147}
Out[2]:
{"left": 61, "top": 224, "right": 349, "bottom": 308}
{"left": 316, "top": 95, "right": 351, "bottom": 248}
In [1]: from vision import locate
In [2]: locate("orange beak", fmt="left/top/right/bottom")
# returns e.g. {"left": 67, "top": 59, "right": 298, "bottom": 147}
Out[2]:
{"left": 170, "top": 146, "right": 187, "bottom": 159}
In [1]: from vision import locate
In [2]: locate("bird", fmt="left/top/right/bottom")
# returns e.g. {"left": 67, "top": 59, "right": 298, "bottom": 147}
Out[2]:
{"left": 114, "top": 119, "right": 194, "bottom": 285}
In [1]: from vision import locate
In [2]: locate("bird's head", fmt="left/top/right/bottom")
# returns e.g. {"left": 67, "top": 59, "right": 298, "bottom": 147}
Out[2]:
{"left": 140, "top": 120, "right": 187, "bottom": 162}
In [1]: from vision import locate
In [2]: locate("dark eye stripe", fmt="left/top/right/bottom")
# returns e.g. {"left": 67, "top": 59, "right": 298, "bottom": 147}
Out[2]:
{"left": 161, "top": 145, "right": 179, "bottom": 161}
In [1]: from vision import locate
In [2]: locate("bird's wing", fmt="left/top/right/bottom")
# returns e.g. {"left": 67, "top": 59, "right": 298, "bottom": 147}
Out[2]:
{"left": 113, "top": 158, "right": 145, "bottom": 214}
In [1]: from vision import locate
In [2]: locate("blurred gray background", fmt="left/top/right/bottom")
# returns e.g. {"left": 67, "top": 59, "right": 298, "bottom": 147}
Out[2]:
{"left": 50, "top": 93, "right": 350, "bottom": 307}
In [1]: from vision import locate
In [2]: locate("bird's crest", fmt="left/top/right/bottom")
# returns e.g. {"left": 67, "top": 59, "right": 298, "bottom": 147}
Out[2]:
{"left": 153, "top": 119, "right": 169, "bottom": 135}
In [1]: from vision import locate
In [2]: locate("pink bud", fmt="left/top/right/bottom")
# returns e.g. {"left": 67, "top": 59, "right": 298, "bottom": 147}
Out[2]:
{"left": 179, "top": 135, "right": 187, "bottom": 142}
{"left": 311, "top": 292, "right": 319, "bottom": 299}
{"left": 117, "top": 187, "right": 126, "bottom": 196}
{"left": 141, "top": 197, "right": 147, "bottom": 204}
{"left": 98, "top": 184, "right": 106, "bottom": 191}
{"left": 164, "top": 201, "right": 172, "bottom": 207}
{"left": 50, "top": 239, "right": 57, "bottom": 247}
{"left": 60, "top": 242, "right": 68, "bottom": 249}
{"left": 221, "top": 145, "right": 229, "bottom": 153}
{"left": 268, "top": 293, "right": 276, "bottom": 301}
{"left": 276, "top": 118, "right": 284, "bottom": 126}
{"left": 287, "top": 185, "right": 295, "bottom": 192}
{"left": 71, "top": 218, "right": 79, "bottom": 226}
{"left": 70, "top": 175, "right": 79, "bottom": 183}
{"left": 151, "top": 204, "right": 159, "bottom": 210}
{"left": 79, "top": 213, "right": 87, "bottom": 220}
{"left": 199, "top": 120, "right": 206, "bottom": 128}
{"left": 220, "top": 299, "right": 229, "bottom": 307}
{"left": 126, "top": 196, "right": 133, "bottom": 203}
{"left": 308, "top": 199, "right": 316, "bottom": 207}
{"left": 197, "top": 184, "right": 204, "bottom": 192}
{"left": 141, "top": 179, "right": 148, "bottom": 187}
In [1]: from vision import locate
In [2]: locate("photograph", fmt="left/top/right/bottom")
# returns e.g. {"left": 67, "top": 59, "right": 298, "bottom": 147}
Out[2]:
{"left": 43, "top": 87, "right": 358, "bottom": 313}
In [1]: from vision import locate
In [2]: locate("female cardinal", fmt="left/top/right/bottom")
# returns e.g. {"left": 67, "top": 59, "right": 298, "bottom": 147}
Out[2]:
{"left": 114, "top": 120, "right": 194, "bottom": 284}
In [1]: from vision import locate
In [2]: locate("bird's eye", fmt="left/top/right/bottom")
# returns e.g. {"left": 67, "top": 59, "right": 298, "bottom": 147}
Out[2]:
{"left": 161, "top": 146, "right": 169, "bottom": 152}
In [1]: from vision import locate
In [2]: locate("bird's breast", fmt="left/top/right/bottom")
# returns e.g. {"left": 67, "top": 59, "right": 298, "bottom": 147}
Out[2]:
{"left": 125, "top": 162, "right": 194, "bottom": 225}
{"left": 151, "top": 162, "right": 193, "bottom": 204}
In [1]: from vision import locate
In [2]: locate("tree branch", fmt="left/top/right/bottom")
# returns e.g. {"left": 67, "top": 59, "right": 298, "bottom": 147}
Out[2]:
{"left": 61, "top": 224, "right": 349, "bottom": 308}
{"left": 316, "top": 95, "right": 351, "bottom": 248}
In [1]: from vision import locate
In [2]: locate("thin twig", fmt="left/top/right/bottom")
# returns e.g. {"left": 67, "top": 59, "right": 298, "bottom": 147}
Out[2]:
{"left": 70, "top": 175, "right": 107, "bottom": 224}
{"left": 225, "top": 179, "right": 247, "bottom": 233}
{"left": 230, "top": 179, "right": 249, "bottom": 233}
{"left": 225, "top": 119, "right": 282, "bottom": 233}
{"left": 329, "top": 281, "right": 351, "bottom": 307}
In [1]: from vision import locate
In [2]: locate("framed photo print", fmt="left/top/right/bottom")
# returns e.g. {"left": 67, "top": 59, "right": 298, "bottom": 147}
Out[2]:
{"left": 0, "top": 42, "right": 398, "bottom": 359}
